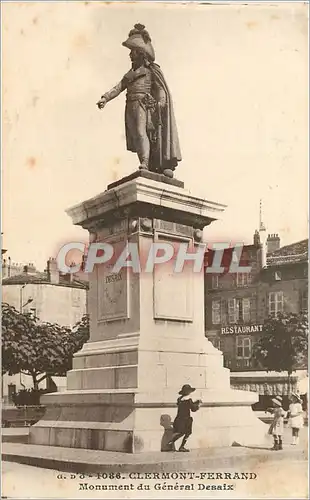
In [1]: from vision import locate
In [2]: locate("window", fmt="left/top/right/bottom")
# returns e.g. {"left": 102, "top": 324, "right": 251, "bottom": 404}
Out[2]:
{"left": 236, "top": 358, "right": 251, "bottom": 369}
{"left": 227, "top": 298, "right": 253, "bottom": 324}
{"left": 237, "top": 273, "right": 252, "bottom": 287}
{"left": 8, "top": 384, "right": 16, "bottom": 403}
{"left": 268, "top": 291, "right": 284, "bottom": 316}
{"left": 301, "top": 289, "right": 308, "bottom": 312}
{"left": 228, "top": 299, "right": 238, "bottom": 323}
{"left": 212, "top": 275, "right": 219, "bottom": 289}
{"left": 274, "top": 271, "right": 282, "bottom": 281}
{"left": 212, "top": 300, "right": 221, "bottom": 324}
{"left": 212, "top": 338, "right": 223, "bottom": 351}
{"left": 229, "top": 298, "right": 251, "bottom": 323}
{"left": 223, "top": 357, "right": 232, "bottom": 369}
{"left": 241, "top": 298, "right": 251, "bottom": 322}
{"left": 236, "top": 337, "right": 251, "bottom": 359}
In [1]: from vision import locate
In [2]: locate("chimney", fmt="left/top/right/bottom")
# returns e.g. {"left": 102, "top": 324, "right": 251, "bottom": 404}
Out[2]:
{"left": 253, "top": 230, "right": 260, "bottom": 247}
{"left": 23, "top": 263, "right": 37, "bottom": 274}
{"left": 27, "top": 262, "right": 37, "bottom": 274}
{"left": 267, "top": 233, "right": 281, "bottom": 254}
{"left": 47, "top": 257, "right": 59, "bottom": 284}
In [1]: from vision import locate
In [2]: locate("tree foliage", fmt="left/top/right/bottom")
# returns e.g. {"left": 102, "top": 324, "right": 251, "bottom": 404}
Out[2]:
{"left": 2, "top": 302, "right": 89, "bottom": 389}
{"left": 252, "top": 312, "right": 308, "bottom": 376}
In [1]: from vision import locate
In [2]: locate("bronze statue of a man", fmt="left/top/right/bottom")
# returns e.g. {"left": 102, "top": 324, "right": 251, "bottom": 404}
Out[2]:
{"left": 97, "top": 24, "right": 182, "bottom": 178}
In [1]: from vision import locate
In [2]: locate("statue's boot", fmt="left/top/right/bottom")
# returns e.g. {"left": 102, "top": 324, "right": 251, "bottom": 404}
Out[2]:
{"left": 138, "top": 151, "right": 149, "bottom": 170}
{"left": 139, "top": 159, "right": 148, "bottom": 170}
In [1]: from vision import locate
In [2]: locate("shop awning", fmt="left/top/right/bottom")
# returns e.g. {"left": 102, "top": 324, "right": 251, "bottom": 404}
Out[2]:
{"left": 230, "top": 370, "right": 307, "bottom": 396}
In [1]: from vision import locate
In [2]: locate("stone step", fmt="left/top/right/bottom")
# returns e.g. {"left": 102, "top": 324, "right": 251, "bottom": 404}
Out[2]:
{"left": 39, "top": 388, "right": 257, "bottom": 406}
{"left": 2, "top": 428, "right": 30, "bottom": 444}
{"left": 2, "top": 442, "right": 307, "bottom": 474}
{"left": 67, "top": 365, "right": 138, "bottom": 390}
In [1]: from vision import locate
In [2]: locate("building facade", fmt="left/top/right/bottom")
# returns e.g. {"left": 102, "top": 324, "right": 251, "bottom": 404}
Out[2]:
{"left": 205, "top": 234, "right": 308, "bottom": 403}
{"left": 2, "top": 258, "right": 88, "bottom": 403}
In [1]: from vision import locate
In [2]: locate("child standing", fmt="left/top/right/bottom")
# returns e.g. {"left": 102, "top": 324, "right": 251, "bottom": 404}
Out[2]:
{"left": 168, "top": 384, "right": 202, "bottom": 452}
{"left": 287, "top": 393, "right": 304, "bottom": 445}
{"left": 267, "top": 396, "right": 286, "bottom": 451}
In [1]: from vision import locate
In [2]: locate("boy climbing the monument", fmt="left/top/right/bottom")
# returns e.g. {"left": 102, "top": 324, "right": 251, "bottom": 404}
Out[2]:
{"left": 168, "top": 384, "right": 202, "bottom": 452}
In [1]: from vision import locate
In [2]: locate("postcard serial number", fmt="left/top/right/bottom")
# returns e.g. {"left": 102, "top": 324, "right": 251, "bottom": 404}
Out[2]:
{"left": 59, "top": 472, "right": 257, "bottom": 481}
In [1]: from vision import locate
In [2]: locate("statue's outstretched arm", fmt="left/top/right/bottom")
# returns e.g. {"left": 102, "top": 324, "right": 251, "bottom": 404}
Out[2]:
{"left": 97, "top": 78, "right": 126, "bottom": 109}
{"left": 102, "top": 78, "right": 127, "bottom": 102}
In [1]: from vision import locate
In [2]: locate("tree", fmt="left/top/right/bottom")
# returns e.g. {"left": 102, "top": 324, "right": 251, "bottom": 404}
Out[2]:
{"left": 2, "top": 302, "right": 89, "bottom": 390}
{"left": 252, "top": 312, "right": 308, "bottom": 393}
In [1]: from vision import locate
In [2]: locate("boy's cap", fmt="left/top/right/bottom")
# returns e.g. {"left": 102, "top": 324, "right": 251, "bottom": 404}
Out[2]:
{"left": 179, "top": 384, "right": 196, "bottom": 395}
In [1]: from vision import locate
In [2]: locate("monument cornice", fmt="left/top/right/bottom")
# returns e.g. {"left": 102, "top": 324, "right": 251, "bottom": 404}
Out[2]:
{"left": 67, "top": 177, "right": 226, "bottom": 231}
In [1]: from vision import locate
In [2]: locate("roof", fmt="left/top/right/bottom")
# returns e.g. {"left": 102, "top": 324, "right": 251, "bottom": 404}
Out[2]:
{"left": 267, "top": 239, "right": 308, "bottom": 267}
{"left": 205, "top": 243, "right": 259, "bottom": 271}
{"left": 2, "top": 271, "right": 88, "bottom": 289}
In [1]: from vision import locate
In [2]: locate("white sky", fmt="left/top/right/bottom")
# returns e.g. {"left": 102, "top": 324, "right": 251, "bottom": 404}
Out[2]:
{"left": 2, "top": 2, "right": 308, "bottom": 269}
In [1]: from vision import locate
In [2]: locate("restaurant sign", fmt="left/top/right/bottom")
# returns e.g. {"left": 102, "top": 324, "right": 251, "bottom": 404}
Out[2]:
{"left": 221, "top": 325, "right": 263, "bottom": 335}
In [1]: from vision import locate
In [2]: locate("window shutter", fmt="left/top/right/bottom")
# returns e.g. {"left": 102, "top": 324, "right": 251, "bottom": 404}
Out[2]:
{"left": 243, "top": 298, "right": 250, "bottom": 322}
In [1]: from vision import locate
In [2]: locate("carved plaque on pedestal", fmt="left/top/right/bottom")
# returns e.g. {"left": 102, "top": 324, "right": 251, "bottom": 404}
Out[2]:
{"left": 97, "top": 237, "right": 129, "bottom": 322}
{"left": 153, "top": 234, "right": 194, "bottom": 322}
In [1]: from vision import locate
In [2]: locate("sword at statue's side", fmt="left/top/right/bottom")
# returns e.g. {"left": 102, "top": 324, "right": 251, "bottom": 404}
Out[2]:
{"left": 157, "top": 101, "right": 163, "bottom": 170}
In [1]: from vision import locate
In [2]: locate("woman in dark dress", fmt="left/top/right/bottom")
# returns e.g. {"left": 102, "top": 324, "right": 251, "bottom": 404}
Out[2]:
{"left": 168, "top": 384, "right": 202, "bottom": 452}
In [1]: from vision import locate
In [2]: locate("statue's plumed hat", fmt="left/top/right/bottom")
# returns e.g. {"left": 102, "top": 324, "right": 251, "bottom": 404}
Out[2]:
{"left": 122, "top": 23, "right": 155, "bottom": 62}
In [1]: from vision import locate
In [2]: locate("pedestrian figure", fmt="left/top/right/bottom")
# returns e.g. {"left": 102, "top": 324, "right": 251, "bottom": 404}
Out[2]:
{"left": 168, "top": 384, "right": 202, "bottom": 452}
{"left": 287, "top": 393, "right": 304, "bottom": 445}
{"left": 267, "top": 396, "right": 286, "bottom": 451}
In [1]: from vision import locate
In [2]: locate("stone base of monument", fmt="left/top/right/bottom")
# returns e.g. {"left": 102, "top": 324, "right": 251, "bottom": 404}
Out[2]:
{"left": 30, "top": 392, "right": 267, "bottom": 453}
{"left": 30, "top": 173, "right": 268, "bottom": 453}
{"left": 30, "top": 339, "right": 268, "bottom": 453}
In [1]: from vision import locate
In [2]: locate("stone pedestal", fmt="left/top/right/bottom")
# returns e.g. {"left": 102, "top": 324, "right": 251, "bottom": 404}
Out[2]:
{"left": 30, "top": 171, "right": 267, "bottom": 452}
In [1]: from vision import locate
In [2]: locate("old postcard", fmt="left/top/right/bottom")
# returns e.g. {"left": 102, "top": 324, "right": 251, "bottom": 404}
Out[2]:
{"left": 1, "top": 1, "right": 308, "bottom": 499}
